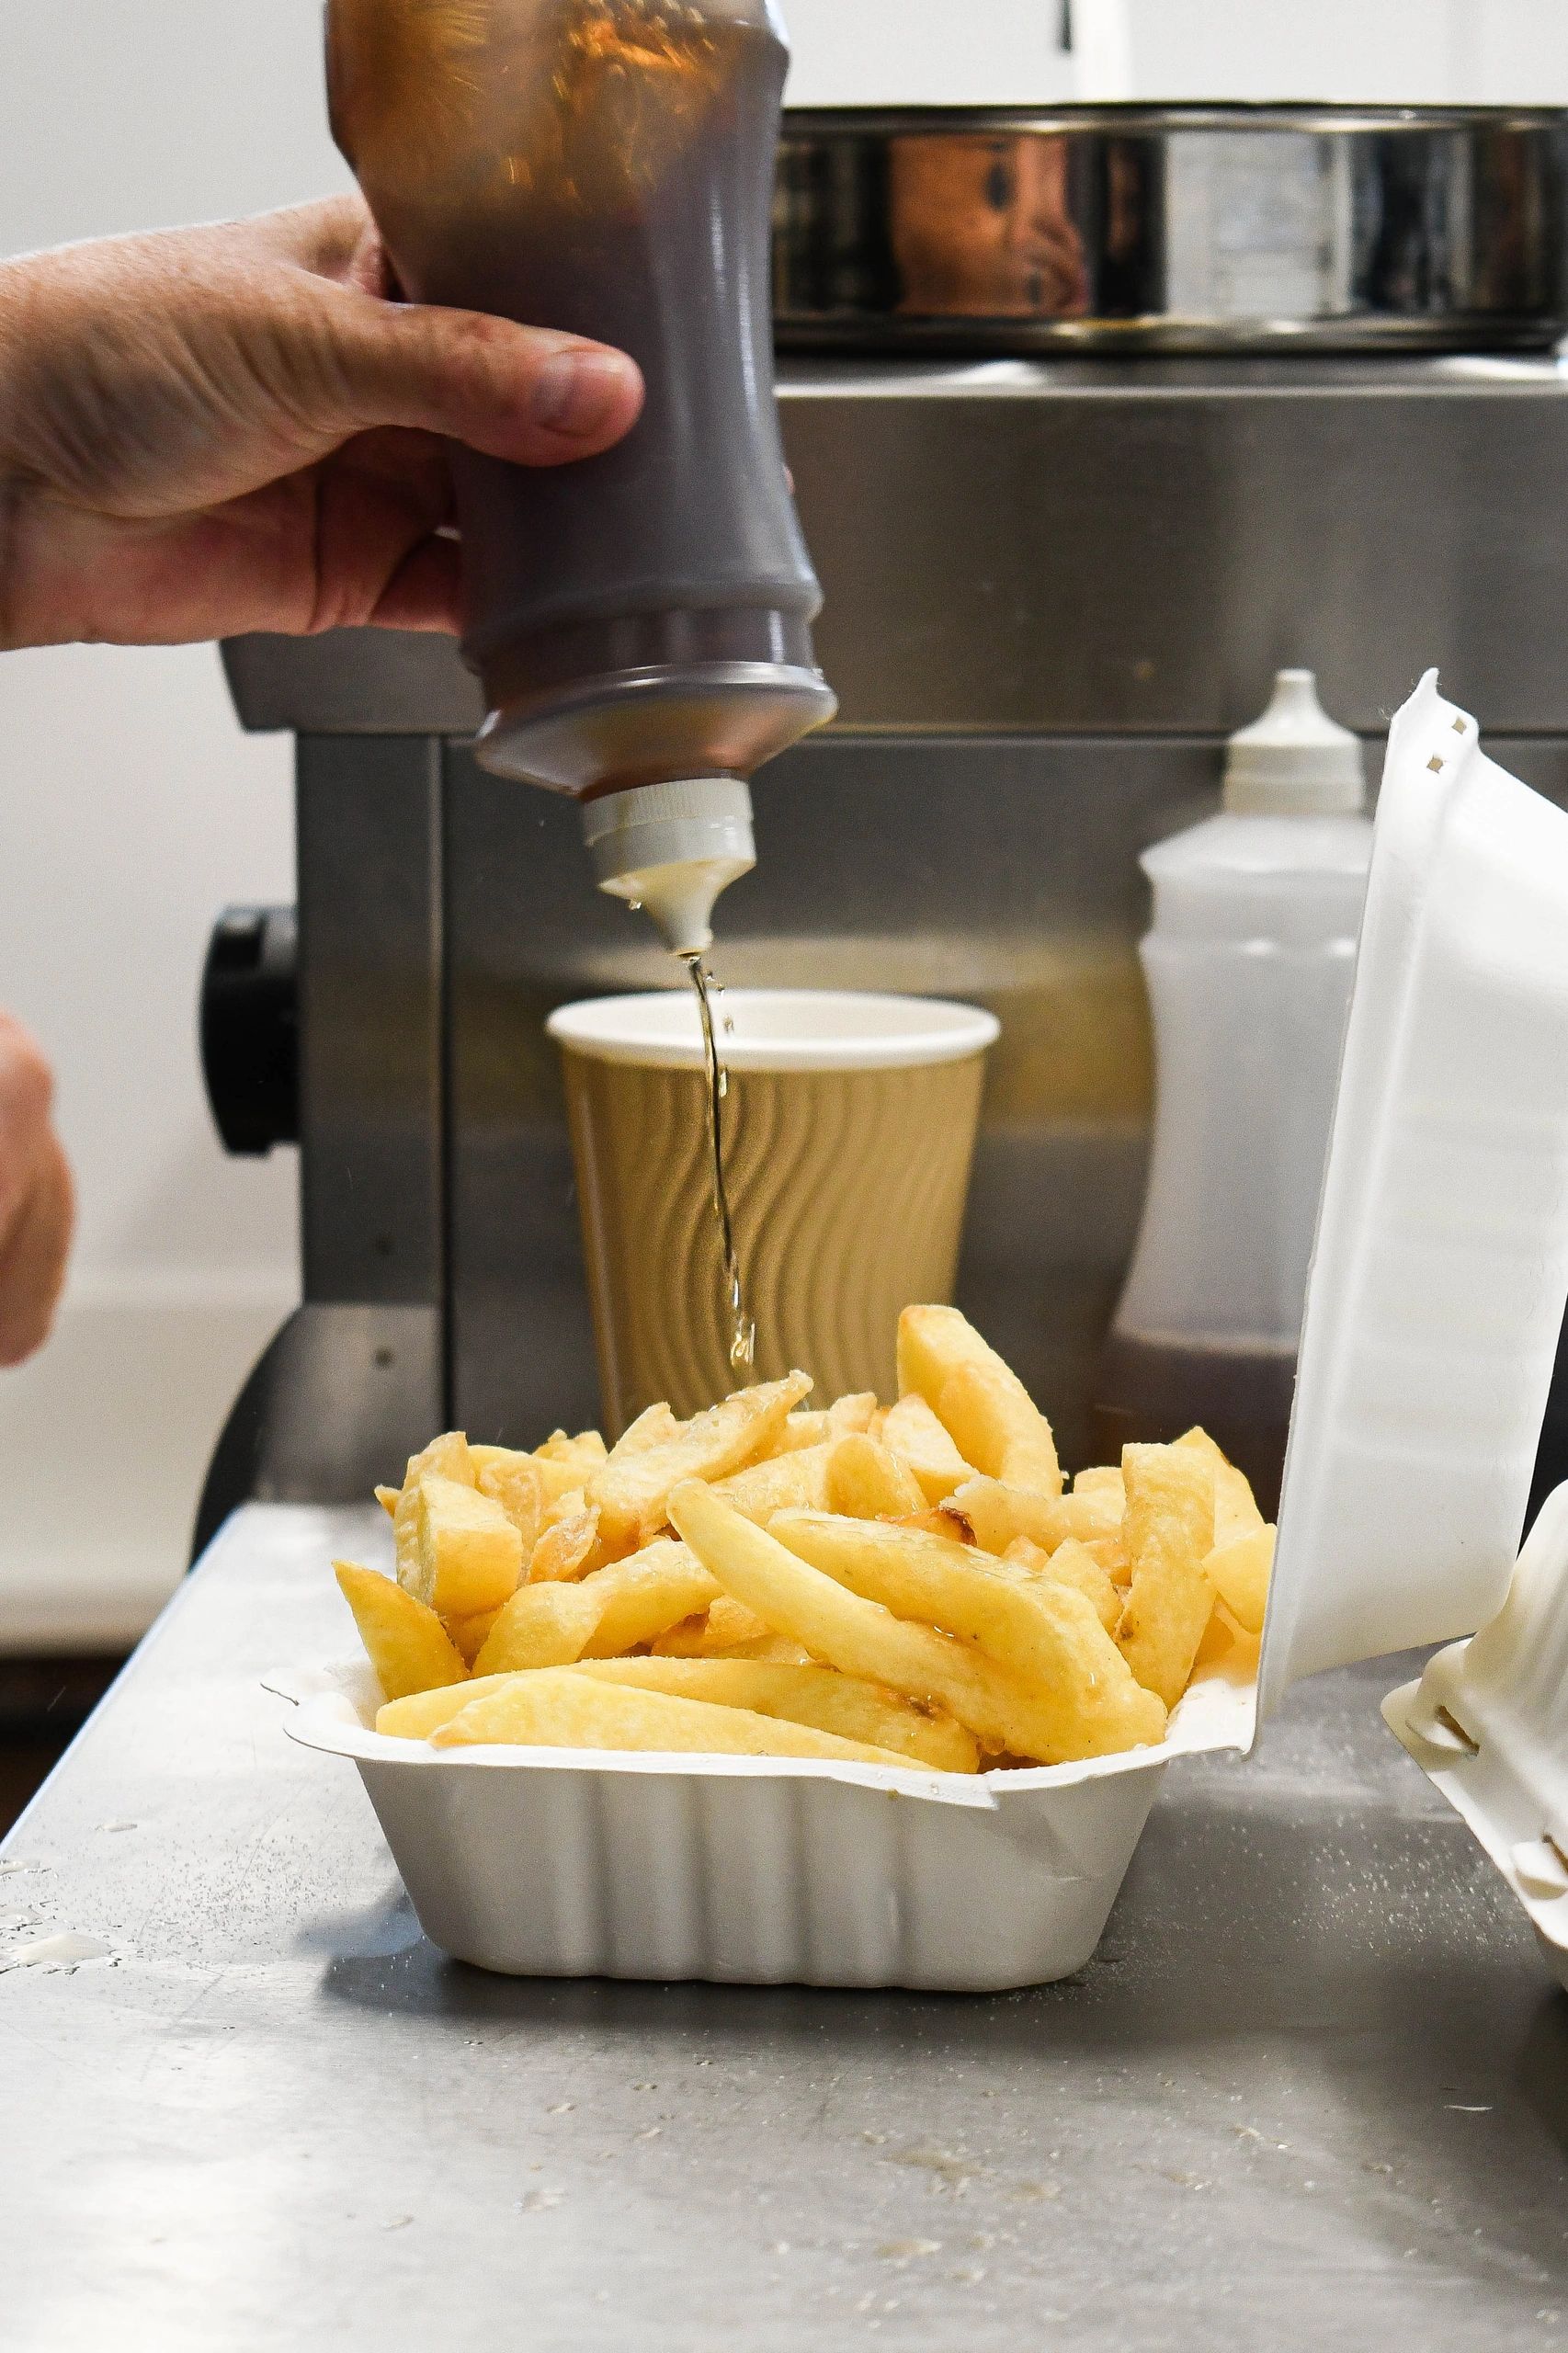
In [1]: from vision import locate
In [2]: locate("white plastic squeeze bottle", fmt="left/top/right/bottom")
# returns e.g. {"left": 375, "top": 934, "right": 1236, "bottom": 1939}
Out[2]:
{"left": 1093, "top": 670, "right": 1373, "bottom": 1513}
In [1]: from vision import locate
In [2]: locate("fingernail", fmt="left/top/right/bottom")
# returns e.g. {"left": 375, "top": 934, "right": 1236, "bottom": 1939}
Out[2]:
{"left": 529, "top": 350, "right": 636, "bottom": 436}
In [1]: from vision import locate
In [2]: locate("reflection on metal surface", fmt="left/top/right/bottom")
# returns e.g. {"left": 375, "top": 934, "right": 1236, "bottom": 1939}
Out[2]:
{"left": 775, "top": 106, "right": 1568, "bottom": 353}
{"left": 224, "top": 354, "right": 1568, "bottom": 742}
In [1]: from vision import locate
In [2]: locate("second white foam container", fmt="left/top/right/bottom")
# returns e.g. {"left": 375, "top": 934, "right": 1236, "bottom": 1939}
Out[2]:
{"left": 274, "top": 673, "right": 1568, "bottom": 1990}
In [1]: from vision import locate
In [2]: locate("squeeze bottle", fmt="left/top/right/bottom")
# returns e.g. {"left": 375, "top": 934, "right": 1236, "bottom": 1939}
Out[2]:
{"left": 326, "top": 0, "right": 835, "bottom": 953}
{"left": 1094, "top": 671, "right": 1373, "bottom": 1512}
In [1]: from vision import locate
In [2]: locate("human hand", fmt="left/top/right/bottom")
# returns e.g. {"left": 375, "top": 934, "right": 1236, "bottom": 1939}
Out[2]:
{"left": 0, "top": 195, "right": 644, "bottom": 648}
{"left": 0, "top": 1016, "right": 73, "bottom": 1368}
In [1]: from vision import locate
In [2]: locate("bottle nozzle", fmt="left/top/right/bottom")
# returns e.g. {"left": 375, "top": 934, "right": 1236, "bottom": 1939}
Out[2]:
{"left": 582, "top": 778, "right": 756, "bottom": 957}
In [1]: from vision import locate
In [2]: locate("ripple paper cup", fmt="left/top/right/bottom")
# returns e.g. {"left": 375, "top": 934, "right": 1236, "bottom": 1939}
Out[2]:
{"left": 547, "top": 989, "right": 1000, "bottom": 1431}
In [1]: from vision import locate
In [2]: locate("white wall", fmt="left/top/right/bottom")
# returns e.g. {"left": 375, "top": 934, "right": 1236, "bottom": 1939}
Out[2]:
{"left": 2, "top": 0, "right": 1565, "bottom": 1646}
{"left": 0, "top": 0, "right": 347, "bottom": 1647}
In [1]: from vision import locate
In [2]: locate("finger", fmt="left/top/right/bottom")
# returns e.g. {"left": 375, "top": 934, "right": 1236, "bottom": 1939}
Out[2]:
{"left": 322, "top": 290, "right": 645, "bottom": 467}
{"left": 0, "top": 1015, "right": 56, "bottom": 1238}
{"left": 368, "top": 535, "right": 463, "bottom": 634}
{"left": 0, "top": 1130, "right": 74, "bottom": 1368}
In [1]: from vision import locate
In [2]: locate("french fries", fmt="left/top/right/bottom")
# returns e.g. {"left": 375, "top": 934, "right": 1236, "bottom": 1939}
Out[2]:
{"left": 585, "top": 1372, "right": 812, "bottom": 1554}
{"left": 474, "top": 1539, "right": 720, "bottom": 1675}
{"left": 1115, "top": 1444, "right": 1218, "bottom": 1707}
{"left": 1203, "top": 1525, "right": 1276, "bottom": 1636}
{"left": 331, "top": 1310, "right": 1274, "bottom": 1780}
{"left": 576, "top": 1659, "right": 980, "bottom": 1773}
{"left": 878, "top": 1394, "right": 972, "bottom": 1503}
{"left": 826, "top": 1433, "right": 926, "bottom": 1521}
{"left": 335, "top": 1563, "right": 468, "bottom": 1701}
{"left": 429, "top": 1669, "right": 916, "bottom": 1768}
{"left": 407, "top": 1475, "right": 524, "bottom": 1619}
{"left": 671, "top": 1483, "right": 1165, "bottom": 1765}
{"left": 714, "top": 1442, "right": 833, "bottom": 1524}
{"left": 765, "top": 1507, "right": 1165, "bottom": 1762}
{"left": 897, "top": 1306, "right": 1062, "bottom": 1498}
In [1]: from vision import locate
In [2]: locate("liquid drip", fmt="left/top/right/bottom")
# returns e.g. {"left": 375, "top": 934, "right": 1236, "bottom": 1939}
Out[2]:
{"left": 682, "top": 950, "right": 755, "bottom": 1377}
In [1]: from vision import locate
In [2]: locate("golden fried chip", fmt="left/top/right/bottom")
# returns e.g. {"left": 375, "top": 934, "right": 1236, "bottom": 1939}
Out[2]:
{"left": 527, "top": 1506, "right": 604, "bottom": 1585}
{"left": 474, "top": 1539, "right": 720, "bottom": 1676}
{"left": 475, "top": 1453, "right": 545, "bottom": 1556}
{"left": 879, "top": 1393, "right": 973, "bottom": 1503}
{"left": 406, "top": 1474, "right": 524, "bottom": 1618}
{"left": 428, "top": 1669, "right": 916, "bottom": 1768}
{"left": 826, "top": 1433, "right": 927, "bottom": 1520}
{"left": 672, "top": 1484, "right": 1164, "bottom": 1764}
{"left": 1202, "top": 1525, "right": 1275, "bottom": 1636}
{"left": 586, "top": 1372, "right": 812, "bottom": 1553}
{"left": 714, "top": 1442, "right": 833, "bottom": 1524}
{"left": 335, "top": 1562, "right": 469, "bottom": 1703}
{"left": 897, "top": 1306, "right": 1062, "bottom": 1497}
{"left": 1115, "top": 1444, "right": 1217, "bottom": 1707}
{"left": 578, "top": 1658, "right": 979, "bottom": 1772}
{"left": 1006, "top": 1534, "right": 1119, "bottom": 1632}
{"left": 607, "top": 1402, "right": 681, "bottom": 1461}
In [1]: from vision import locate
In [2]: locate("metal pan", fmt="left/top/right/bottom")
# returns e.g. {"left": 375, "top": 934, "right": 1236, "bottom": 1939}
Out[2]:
{"left": 773, "top": 104, "right": 1568, "bottom": 354}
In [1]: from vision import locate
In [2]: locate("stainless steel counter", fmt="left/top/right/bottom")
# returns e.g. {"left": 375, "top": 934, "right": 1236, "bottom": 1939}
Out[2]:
{"left": 3, "top": 1503, "right": 1564, "bottom": 2350}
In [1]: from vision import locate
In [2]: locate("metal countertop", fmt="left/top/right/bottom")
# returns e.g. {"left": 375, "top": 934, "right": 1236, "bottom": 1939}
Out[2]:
{"left": 2, "top": 1503, "right": 1565, "bottom": 2351}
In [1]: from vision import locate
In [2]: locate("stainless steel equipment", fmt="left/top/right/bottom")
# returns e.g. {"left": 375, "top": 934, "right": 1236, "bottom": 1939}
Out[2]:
{"left": 199, "top": 118, "right": 1568, "bottom": 1550}
{"left": 775, "top": 104, "right": 1568, "bottom": 353}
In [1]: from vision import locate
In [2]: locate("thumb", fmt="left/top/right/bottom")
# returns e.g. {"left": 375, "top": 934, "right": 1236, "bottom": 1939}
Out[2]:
{"left": 324, "top": 292, "right": 644, "bottom": 466}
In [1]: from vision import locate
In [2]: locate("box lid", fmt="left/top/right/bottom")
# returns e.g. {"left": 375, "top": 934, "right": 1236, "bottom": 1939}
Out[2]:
{"left": 1260, "top": 671, "right": 1568, "bottom": 1715}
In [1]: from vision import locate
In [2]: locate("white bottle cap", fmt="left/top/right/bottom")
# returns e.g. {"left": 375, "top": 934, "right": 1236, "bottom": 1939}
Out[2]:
{"left": 582, "top": 778, "right": 756, "bottom": 957}
{"left": 1223, "top": 669, "right": 1367, "bottom": 816}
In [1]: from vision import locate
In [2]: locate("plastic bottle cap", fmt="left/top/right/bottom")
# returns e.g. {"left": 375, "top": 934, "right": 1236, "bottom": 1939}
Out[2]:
{"left": 581, "top": 778, "right": 756, "bottom": 957}
{"left": 1223, "top": 669, "right": 1367, "bottom": 816}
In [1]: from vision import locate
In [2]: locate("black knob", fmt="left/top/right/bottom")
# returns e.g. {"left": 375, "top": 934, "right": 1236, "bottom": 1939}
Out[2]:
{"left": 201, "top": 906, "right": 299, "bottom": 1155}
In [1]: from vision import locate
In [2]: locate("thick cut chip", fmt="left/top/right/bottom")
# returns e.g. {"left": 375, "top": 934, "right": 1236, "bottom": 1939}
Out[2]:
{"left": 335, "top": 1562, "right": 469, "bottom": 1702}
{"left": 771, "top": 1509, "right": 1162, "bottom": 1758}
{"left": 474, "top": 1453, "right": 545, "bottom": 1556}
{"left": 577, "top": 1658, "right": 980, "bottom": 1773}
{"left": 474, "top": 1539, "right": 720, "bottom": 1675}
{"left": 406, "top": 1432, "right": 475, "bottom": 1489}
{"left": 878, "top": 1394, "right": 973, "bottom": 1503}
{"left": 897, "top": 1507, "right": 976, "bottom": 1543}
{"left": 379, "top": 1674, "right": 519, "bottom": 1738}
{"left": 406, "top": 1474, "right": 524, "bottom": 1618}
{"left": 774, "top": 1393, "right": 878, "bottom": 1455}
{"left": 1006, "top": 1534, "right": 1120, "bottom": 1632}
{"left": 1191, "top": 1605, "right": 1263, "bottom": 1683}
{"left": 896, "top": 1307, "right": 1062, "bottom": 1498}
{"left": 607, "top": 1403, "right": 681, "bottom": 1461}
{"left": 1083, "top": 1534, "right": 1131, "bottom": 1585}
{"left": 715, "top": 1443, "right": 833, "bottom": 1525}
{"left": 827, "top": 1434, "right": 926, "bottom": 1521}
{"left": 532, "top": 1429, "right": 609, "bottom": 1503}
{"left": 671, "top": 1484, "right": 1164, "bottom": 1764}
{"left": 446, "top": 1605, "right": 504, "bottom": 1667}
{"left": 428, "top": 1669, "right": 915, "bottom": 1768}
{"left": 528, "top": 1507, "right": 604, "bottom": 1584}
{"left": 1074, "top": 1466, "right": 1126, "bottom": 1505}
{"left": 951, "top": 1477, "right": 1118, "bottom": 1557}
{"left": 585, "top": 1371, "right": 812, "bottom": 1554}
{"left": 1203, "top": 1525, "right": 1275, "bottom": 1636}
{"left": 653, "top": 1597, "right": 769, "bottom": 1655}
{"left": 385, "top": 1433, "right": 476, "bottom": 1584}
{"left": 1175, "top": 1427, "right": 1266, "bottom": 1547}
{"left": 1115, "top": 1444, "right": 1217, "bottom": 1707}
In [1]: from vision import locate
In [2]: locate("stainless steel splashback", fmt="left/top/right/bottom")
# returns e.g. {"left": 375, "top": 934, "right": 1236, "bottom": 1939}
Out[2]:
{"left": 213, "top": 353, "right": 1568, "bottom": 1513}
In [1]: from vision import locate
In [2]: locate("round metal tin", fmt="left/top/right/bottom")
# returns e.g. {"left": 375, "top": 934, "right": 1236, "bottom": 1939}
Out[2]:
{"left": 773, "top": 104, "right": 1568, "bottom": 355}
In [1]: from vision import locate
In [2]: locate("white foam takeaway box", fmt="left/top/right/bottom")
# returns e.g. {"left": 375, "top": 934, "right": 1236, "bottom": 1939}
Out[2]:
{"left": 270, "top": 673, "right": 1568, "bottom": 1990}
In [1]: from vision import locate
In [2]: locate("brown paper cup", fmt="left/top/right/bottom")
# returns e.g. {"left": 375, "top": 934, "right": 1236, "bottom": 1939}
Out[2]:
{"left": 548, "top": 990, "right": 1000, "bottom": 1432}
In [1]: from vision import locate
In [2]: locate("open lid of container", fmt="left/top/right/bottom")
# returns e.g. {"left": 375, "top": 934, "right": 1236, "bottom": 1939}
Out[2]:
{"left": 1257, "top": 671, "right": 1568, "bottom": 1722}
